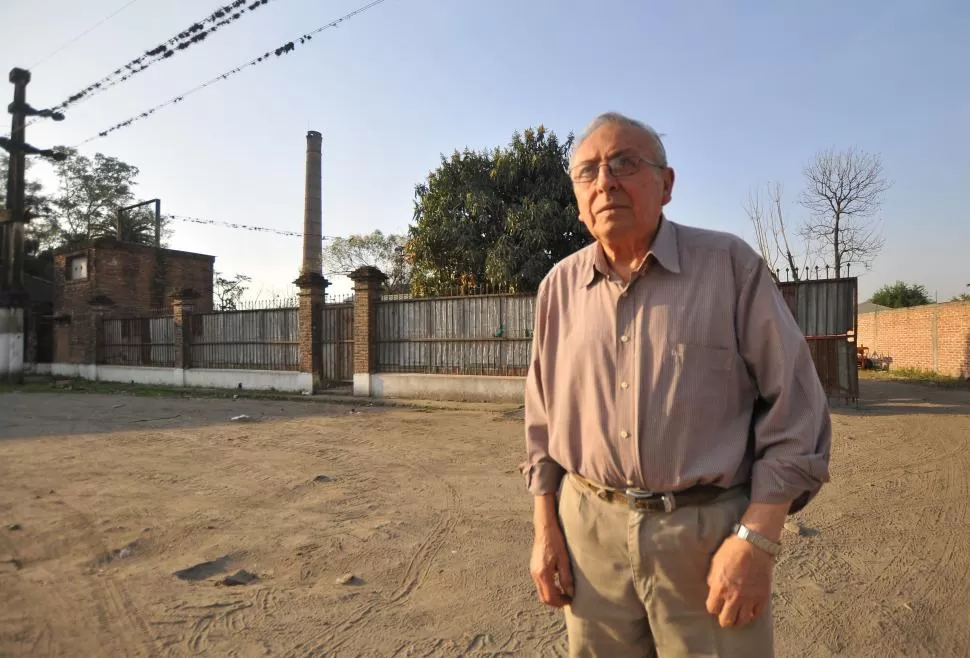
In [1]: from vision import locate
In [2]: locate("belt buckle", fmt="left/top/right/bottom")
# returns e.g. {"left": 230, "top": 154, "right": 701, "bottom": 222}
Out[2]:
{"left": 624, "top": 489, "right": 676, "bottom": 513}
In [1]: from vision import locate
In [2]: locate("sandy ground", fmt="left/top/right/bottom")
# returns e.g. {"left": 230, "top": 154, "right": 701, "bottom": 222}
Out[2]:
{"left": 0, "top": 381, "right": 968, "bottom": 658}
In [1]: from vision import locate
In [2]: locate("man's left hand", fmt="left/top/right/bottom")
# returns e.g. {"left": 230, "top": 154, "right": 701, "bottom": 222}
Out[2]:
{"left": 705, "top": 536, "right": 773, "bottom": 628}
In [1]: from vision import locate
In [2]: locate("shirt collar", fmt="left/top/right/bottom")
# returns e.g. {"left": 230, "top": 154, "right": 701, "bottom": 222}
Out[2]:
{"left": 583, "top": 215, "right": 682, "bottom": 287}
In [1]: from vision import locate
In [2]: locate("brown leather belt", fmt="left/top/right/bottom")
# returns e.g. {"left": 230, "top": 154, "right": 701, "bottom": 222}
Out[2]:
{"left": 571, "top": 473, "right": 732, "bottom": 513}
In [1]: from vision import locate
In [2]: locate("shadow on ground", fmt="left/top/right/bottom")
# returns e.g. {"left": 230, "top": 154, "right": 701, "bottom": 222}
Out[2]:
{"left": 835, "top": 380, "right": 970, "bottom": 417}
{"left": 0, "top": 391, "right": 387, "bottom": 441}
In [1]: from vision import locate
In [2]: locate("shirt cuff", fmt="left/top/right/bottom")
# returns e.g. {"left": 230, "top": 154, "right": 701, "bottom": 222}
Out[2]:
{"left": 750, "top": 455, "right": 829, "bottom": 514}
{"left": 523, "top": 460, "right": 566, "bottom": 496}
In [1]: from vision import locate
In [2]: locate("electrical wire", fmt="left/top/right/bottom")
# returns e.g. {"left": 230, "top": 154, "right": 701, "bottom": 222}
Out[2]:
{"left": 166, "top": 213, "right": 334, "bottom": 240}
{"left": 28, "top": 0, "right": 146, "bottom": 71}
{"left": 74, "top": 0, "right": 388, "bottom": 146}
{"left": 52, "top": 0, "right": 284, "bottom": 112}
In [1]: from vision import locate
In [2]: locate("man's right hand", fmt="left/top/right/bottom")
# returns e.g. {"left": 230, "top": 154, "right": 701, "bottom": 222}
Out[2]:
{"left": 529, "top": 493, "right": 574, "bottom": 608}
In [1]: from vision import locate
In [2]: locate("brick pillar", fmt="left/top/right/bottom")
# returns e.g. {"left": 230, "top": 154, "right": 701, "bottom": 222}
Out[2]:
{"left": 170, "top": 292, "right": 197, "bottom": 371}
{"left": 294, "top": 272, "right": 329, "bottom": 392}
{"left": 349, "top": 266, "right": 386, "bottom": 396}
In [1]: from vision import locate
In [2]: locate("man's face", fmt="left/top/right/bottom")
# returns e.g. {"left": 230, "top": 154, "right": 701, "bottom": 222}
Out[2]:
{"left": 571, "top": 122, "right": 675, "bottom": 245}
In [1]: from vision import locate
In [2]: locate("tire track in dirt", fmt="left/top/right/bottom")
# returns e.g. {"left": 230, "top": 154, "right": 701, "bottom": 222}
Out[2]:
{"left": 62, "top": 499, "right": 161, "bottom": 658}
{"left": 8, "top": 496, "right": 160, "bottom": 657}
{"left": 790, "top": 411, "right": 970, "bottom": 655}
{"left": 180, "top": 601, "right": 255, "bottom": 655}
{"left": 286, "top": 466, "right": 463, "bottom": 657}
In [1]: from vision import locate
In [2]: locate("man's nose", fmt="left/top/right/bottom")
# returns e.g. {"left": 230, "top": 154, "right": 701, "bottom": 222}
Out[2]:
{"left": 595, "top": 163, "right": 619, "bottom": 192}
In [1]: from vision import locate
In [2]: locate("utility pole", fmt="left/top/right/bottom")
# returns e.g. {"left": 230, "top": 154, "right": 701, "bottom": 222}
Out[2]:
{"left": 0, "top": 67, "right": 65, "bottom": 383}
{"left": 0, "top": 68, "right": 31, "bottom": 383}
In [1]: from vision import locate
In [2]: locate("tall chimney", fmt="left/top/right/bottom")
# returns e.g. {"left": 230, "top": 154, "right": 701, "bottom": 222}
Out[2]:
{"left": 301, "top": 130, "right": 323, "bottom": 275}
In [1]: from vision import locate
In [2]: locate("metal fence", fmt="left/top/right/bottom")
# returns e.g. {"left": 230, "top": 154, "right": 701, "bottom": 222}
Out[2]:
{"left": 100, "top": 316, "right": 175, "bottom": 367}
{"left": 778, "top": 277, "right": 859, "bottom": 402}
{"left": 189, "top": 307, "right": 299, "bottom": 370}
{"left": 321, "top": 301, "right": 354, "bottom": 384}
{"left": 374, "top": 293, "right": 535, "bottom": 376}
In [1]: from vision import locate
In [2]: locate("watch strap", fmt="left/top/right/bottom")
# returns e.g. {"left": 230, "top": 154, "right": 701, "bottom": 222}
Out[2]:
{"left": 732, "top": 523, "right": 782, "bottom": 557}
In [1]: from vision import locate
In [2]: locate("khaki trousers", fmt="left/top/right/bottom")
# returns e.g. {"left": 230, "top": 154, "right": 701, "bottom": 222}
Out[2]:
{"left": 558, "top": 474, "right": 774, "bottom": 658}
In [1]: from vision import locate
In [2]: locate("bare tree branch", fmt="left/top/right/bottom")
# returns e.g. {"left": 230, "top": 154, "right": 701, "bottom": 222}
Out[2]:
{"left": 799, "top": 147, "right": 890, "bottom": 276}
{"left": 744, "top": 182, "right": 813, "bottom": 280}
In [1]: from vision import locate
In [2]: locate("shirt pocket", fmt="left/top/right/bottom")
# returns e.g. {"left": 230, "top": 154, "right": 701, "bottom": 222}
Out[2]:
{"left": 673, "top": 343, "right": 734, "bottom": 372}
{"left": 664, "top": 343, "right": 736, "bottom": 417}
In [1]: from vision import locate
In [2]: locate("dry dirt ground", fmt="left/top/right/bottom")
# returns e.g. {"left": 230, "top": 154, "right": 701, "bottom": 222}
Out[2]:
{"left": 1, "top": 380, "right": 968, "bottom": 658}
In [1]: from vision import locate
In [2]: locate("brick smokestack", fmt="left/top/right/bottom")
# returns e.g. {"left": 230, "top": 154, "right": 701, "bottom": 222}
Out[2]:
{"left": 301, "top": 130, "right": 323, "bottom": 275}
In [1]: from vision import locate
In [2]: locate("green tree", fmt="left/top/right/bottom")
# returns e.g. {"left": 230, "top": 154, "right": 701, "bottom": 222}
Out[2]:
{"left": 407, "top": 125, "right": 587, "bottom": 295}
{"left": 42, "top": 147, "right": 168, "bottom": 248}
{"left": 950, "top": 293, "right": 970, "bottom": 302}
{"left": 322, "top": 230, "right": 410, "bottom": 293}
{"left": 870, "top": 281, "right": 932, "bottom": 308}
{"left": 1, "top": 152, "right": 55, "bottom": 278}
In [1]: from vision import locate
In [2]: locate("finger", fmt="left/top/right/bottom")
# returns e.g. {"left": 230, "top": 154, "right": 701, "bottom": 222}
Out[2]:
{"left": 556, "top": 551, "right": 575, "bottom": 599}
{"left": 536, "top": 573, "right": 569, "bottom": 608}
{"left": 734, "top": 602, "right": 757, "bottom": 627}
{"left": 706, "top": 586, "right": 724, "bottom": 616}
{"left": 718, "top": 597, "right": 742, "bottom": 629}
{"left": 750, "top": 602, "right": 764, "bottom": 622}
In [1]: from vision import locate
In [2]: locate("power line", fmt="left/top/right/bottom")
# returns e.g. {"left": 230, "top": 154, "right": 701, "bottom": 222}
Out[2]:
{"left": 53, "top": 0, "right": 284, "bottom": 112}
{"left": 75, "top": 0, "right": 389, "bottom": 146}
{"left": 166, "top": 213, "right": 334, "bottom": 240}
{"left": 28, "top": 0, "right": 146, "bottom": 71}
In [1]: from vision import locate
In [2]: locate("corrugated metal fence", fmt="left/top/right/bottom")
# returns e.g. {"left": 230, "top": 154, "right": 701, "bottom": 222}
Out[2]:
{"left": 321, "top": 302, "right": 354, "bottom": 383}
{"left": 98, "top": 307, "right": 299, "bottom": 371}
{"left": 100, "top": 316, "right": 175, "bottom": 367}
{"left": 374, "top": 293, "right": 535, "bottom": 376}
{"left": 778, "top": 277, "right": 859, "bottom": 402}
{"left": 189, "top": 308, "right": 299, "bottom": 371}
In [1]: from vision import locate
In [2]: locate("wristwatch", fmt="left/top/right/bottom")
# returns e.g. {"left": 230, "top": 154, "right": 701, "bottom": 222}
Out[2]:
{"left": 732, "top": 523, "right": 782, "bottom": 557}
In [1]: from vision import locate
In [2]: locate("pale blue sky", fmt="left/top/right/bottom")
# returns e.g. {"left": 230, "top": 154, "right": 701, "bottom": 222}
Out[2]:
{"left": 2, "top": 0, "right": 968, "bottom": 300}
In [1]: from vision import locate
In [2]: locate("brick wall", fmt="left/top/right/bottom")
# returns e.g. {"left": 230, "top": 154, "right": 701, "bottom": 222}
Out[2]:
{"left": 53, "top": 240, "right": 214, "bottom": 363}
{"left": 857, "top": 301, "right": 970, "bottom": 378}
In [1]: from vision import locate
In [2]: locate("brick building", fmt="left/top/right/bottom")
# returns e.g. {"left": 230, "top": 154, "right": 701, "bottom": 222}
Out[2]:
{"left": 52, "top": 239, "right": 214, "bottom": 364}
{"left": 857, "top": 301, "right": 970, "bottom": 378}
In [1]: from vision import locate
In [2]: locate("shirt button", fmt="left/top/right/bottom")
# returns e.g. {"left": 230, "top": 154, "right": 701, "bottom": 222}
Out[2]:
{"left": 619, "top": 430, "right": 629, "bottom": 439}
{"left": 620, "top": 381, "right": 629, "bottom": 390}
{"left": 625, "top": 479, "right": 634, "bottom": 486}
{"left": 620, "top": 335, "right": 630, "bottom": 343}
{"left": 620, "top": 291, "right": 628, "bottom": 298}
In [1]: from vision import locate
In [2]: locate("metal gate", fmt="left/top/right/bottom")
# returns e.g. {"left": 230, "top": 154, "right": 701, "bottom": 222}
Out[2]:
{"left": 778, "top": 277, "right": 859, "bottom": 403}
{"left": 321, "top": 302, "right": 354, "bottom": 386}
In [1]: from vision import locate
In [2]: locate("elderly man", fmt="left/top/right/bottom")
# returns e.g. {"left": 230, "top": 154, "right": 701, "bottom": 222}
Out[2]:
{"left": 521, "top": 112, "right": 831, "bottom": 657}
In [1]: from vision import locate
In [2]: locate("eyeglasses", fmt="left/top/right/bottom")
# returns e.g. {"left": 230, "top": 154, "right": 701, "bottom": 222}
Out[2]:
{"left": 569, "top": 154, "right": 665, "bottom": 184}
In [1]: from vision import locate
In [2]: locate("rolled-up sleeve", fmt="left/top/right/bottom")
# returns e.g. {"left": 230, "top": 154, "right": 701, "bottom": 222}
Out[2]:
{"left": 520, "top": 279, "right": 566, "bottom": 496}
{"left": 736, "top": 259, "right": 832, "bottom": 513}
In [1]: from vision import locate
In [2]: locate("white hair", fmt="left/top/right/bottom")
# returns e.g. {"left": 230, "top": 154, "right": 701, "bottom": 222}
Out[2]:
{"left": 573, "top": 111, "right": 668, "bottom": 167}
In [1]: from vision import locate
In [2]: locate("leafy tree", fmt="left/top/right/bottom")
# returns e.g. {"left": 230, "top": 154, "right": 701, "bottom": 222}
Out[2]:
{"left": 214, "top": 272, "right": 251, "bottom": 311}
{"left": 322, "top": 230, "right": 410, "bottom": 293}
{"left": 870, "top": 281, "right": 932, "bottom": 308}
{"left": 41, "top": 147, "right": 169, "bottom": 248}
{"left": 950, "top": 293, "right": 970, "bottom": 302}
{"left": 2, "top": 153, "right": 55, "bottom": 278}
{"left": 407, "top": 125, "right": 587, "bottom": 295}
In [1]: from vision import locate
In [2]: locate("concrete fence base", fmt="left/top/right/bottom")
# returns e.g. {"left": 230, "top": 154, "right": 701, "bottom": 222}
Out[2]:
{"left": 45, "top": 363, "right": 313, "bottom": 393}
{"left": 355, "top": 372, "right": 525, "bottom": 403}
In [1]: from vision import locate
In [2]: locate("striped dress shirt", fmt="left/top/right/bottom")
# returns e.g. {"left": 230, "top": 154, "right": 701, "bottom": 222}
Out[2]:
{"left": 521, "top": 217, "right": 831, "bottom": 512}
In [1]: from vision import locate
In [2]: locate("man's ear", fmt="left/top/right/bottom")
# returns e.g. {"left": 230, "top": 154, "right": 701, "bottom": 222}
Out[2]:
{"left": 662, "top": 168, "right": 675, "bottom": 204}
